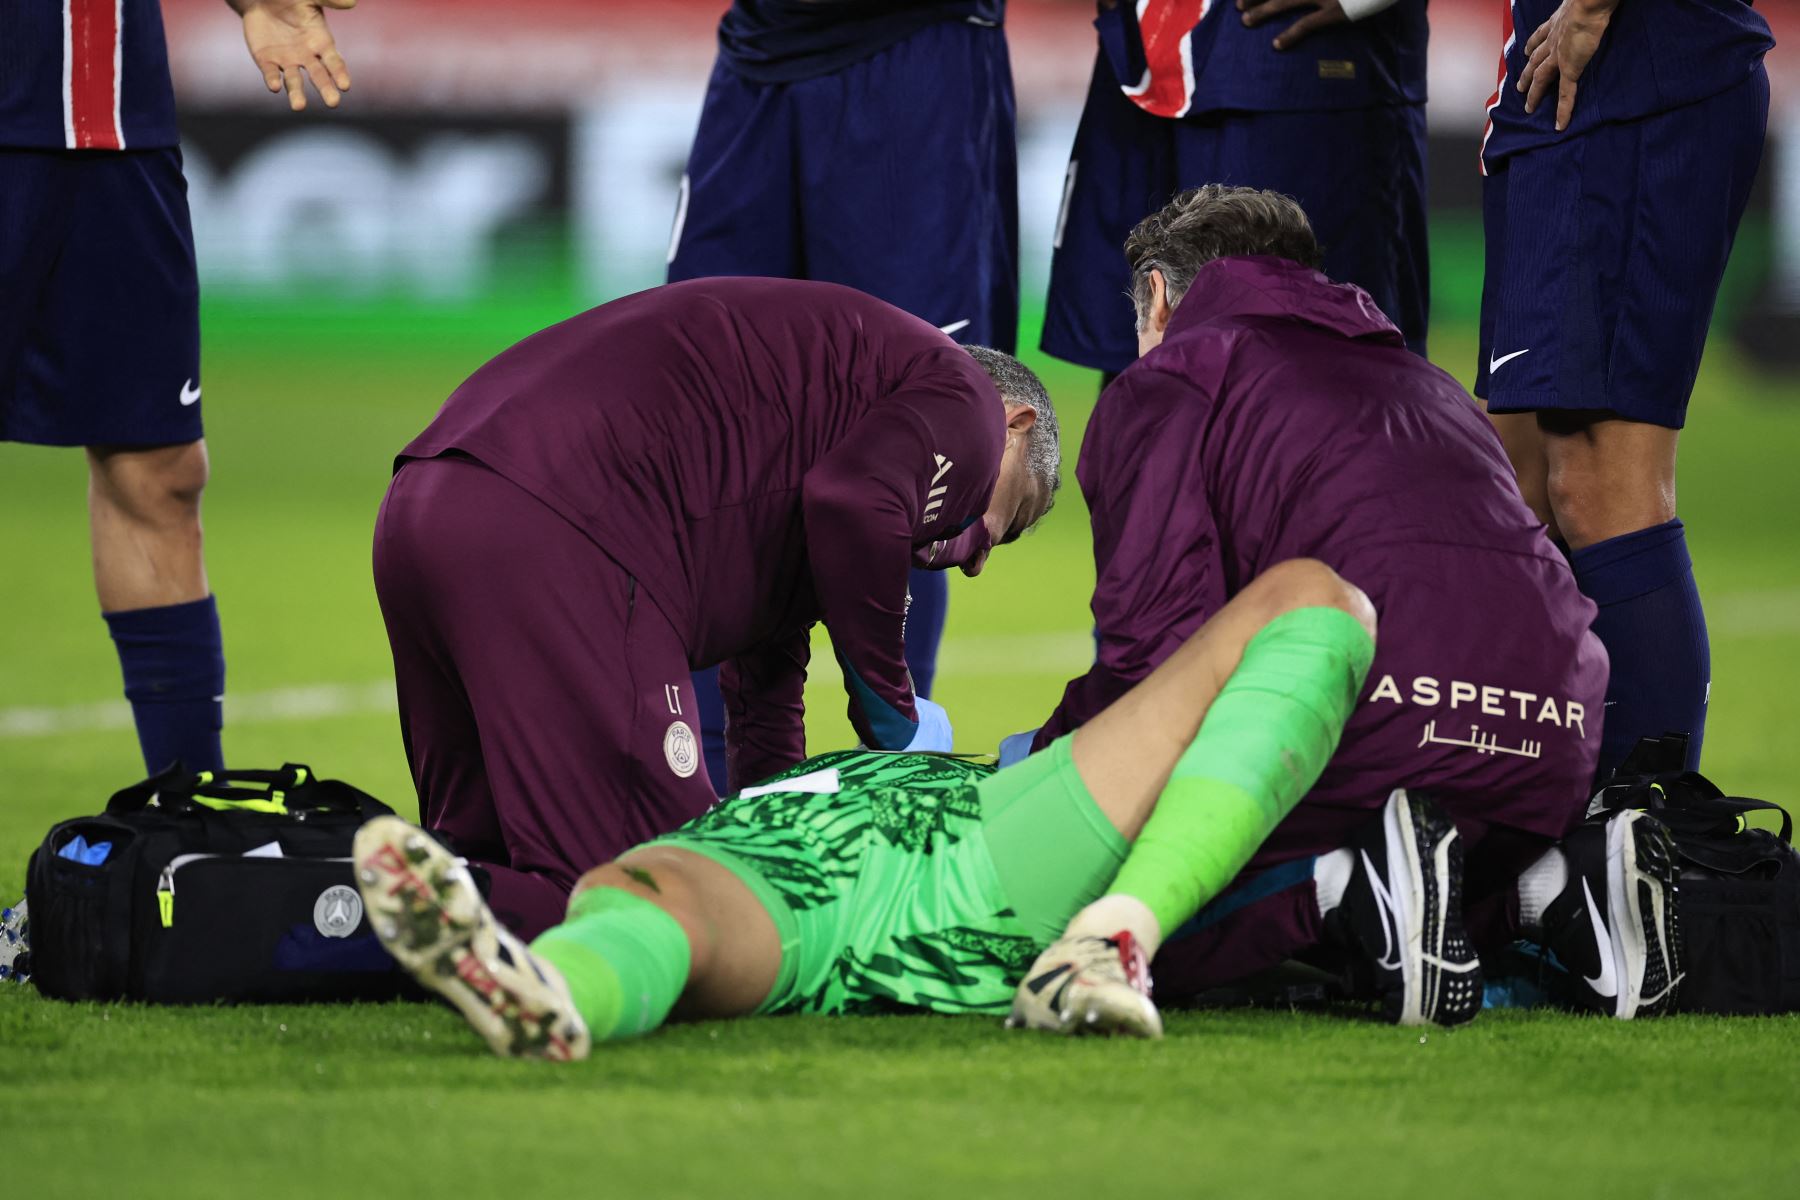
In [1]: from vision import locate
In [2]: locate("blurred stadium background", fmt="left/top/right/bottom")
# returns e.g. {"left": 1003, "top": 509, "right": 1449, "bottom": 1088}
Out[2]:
{"left": 155, "top": 0, "right": 1800, "bottom": 337}
{"left": 4, "top": 5, "right": 1800, "bottom": 1194}
{"left": 5, "top": 0, "right": 1796, "bottom": 789}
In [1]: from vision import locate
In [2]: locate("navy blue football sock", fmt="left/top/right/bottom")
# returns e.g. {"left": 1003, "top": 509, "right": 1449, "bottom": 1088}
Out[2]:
{"left": 103, "top": 595, "right": 225, "bottom": 775}
{"left": 688, "top": 665, "right": 729, "bottom": 799}
{"left": 1570, "top": 519, "right": 1710, "bottom": 779}
{"left": 904, "top": 566, "right": 948, "bottom": 699}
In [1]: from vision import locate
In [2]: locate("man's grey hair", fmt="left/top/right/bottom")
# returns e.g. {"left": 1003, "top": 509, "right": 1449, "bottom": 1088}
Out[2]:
{"left": 964, "top": 345, "right": 1061, "bottom": 510}
{"left": 1125, "top": 185, "right": 1323, "bottom": 332}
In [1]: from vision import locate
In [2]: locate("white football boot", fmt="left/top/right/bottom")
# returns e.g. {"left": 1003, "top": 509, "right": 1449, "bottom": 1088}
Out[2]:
{"left": 354, "top": 816, "right": 590, "bottom": 1061}
{"left": 1006, "top": 930, "right": 1163, "bottom": 1038}
{"left": 0, "top": 898, "right": 28, "bottom": 985}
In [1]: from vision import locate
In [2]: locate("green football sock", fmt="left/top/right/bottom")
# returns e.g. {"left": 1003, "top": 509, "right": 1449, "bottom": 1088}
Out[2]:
{"left": 1103, "top": 606, "right": 1375, "bottom": 949}
{"left": 529, "top": 885, "right": 692, "bottom": 1041}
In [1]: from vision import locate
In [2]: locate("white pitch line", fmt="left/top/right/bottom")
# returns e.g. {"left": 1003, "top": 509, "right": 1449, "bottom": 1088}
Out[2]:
{"left": 2, "top": 592, "right": 1795, "bottom": 742}
{"left": 0, "top": 682, "right": 397, "bottom": 740}
{"left": 1707, "top": 587, "right": 1800, "bottom": 637}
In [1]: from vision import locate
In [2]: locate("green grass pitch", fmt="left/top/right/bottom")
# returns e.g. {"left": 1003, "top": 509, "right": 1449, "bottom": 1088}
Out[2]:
{"left": 3, "top": 296, "right": 1798, "bottom": 1198}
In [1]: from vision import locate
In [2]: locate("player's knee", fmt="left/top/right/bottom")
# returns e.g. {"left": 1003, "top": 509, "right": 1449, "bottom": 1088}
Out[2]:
{"left": 574, "top": 859, "right": 697, "bottom": 923}
{"left": 572, "top": 858, "right": 714, "bottom": 973}
{"left": 1541, "top": 415, "right": 1677, "bottom": 547}
{"left": 1255, "top": 559, "right": 1377, "bottom": 641}
{"left": 90, "top": 440, "right": 210, "bottom": 528}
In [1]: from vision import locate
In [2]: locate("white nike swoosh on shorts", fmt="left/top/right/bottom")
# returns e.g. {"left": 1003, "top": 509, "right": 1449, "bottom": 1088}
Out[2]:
{"left": 1488, "top": 348, "right": 1531, "bottom": 374}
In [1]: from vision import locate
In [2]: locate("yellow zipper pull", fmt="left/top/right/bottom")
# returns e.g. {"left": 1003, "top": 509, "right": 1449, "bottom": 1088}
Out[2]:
{"left": 156, "top": 866, "right": 175, "bottom": 928}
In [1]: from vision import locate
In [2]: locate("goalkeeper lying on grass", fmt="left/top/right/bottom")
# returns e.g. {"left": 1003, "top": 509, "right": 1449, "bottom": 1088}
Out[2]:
{"left": 355, "top": 558, "right": 1463, "bottom": 1059}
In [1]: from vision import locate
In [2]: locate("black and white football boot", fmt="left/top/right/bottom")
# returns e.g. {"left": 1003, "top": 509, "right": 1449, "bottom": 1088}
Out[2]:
{"left": 1538, "top": 810, "right": 1683, "bottom": 1019}
{"left": 0, "top": 898, "right": 27, "bottom": 985}
{"left": 1324, "top": 790, "right": 1483, "bottom": 1027}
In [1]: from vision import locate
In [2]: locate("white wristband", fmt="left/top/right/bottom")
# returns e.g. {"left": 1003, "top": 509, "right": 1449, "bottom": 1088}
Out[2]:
{"left": 1338, "top": 0, "right": 1400, "bottom": 21}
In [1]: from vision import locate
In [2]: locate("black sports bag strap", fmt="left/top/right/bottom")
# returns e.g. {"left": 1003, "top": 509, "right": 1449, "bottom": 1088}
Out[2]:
{"left": 104, "top": 762, "right": 197, "bottom": 813}
{"left": 284, "top": 778, "right": 396, "bottom": 821}
{"left": 104, "top": 763, "right": 393, "bottom": 820}
{"left": 106, "top": 763, "right": 308, "bottom": 814}
{"left": 1708, "top": 795, "right": 1793, "bottom": 844}
{"left": 1598, "top": 770, "right": 1794, "bottom": 845}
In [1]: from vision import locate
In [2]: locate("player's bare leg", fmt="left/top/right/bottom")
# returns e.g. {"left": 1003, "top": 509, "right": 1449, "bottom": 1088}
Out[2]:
{"left": 1539, "top": 412, "right": 1705, "bottom": 778}
{"left": 1010, "top": 559, "right": 1378, "bottom": 1036}
{"left": 87, "top": 440, "right": 227, "bottom": 775}
{"left": 88, "top": 441, "right": 210, "bottom": 610}
{"left": 355, "top": 821, "right": 779, "bottom": 1060}
{"left": 1484, "top": 407, "right": 1559, "bottom": 539}
{"left": 1539, "top": 414, "right": 1678, "bottom": 551}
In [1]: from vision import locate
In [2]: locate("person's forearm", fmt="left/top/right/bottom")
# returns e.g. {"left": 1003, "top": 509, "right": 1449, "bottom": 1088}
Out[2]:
{"left": 802, "top": 471, "right": 919, "bottom": 750}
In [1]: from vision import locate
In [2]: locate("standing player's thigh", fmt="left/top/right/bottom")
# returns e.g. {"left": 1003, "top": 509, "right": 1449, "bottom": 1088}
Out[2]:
{"left": 1605, "top": 70, "right": 1768, "bottom": 426}
{"left": 795, "top": 21, "right": 1020, "bottom": 350}
{"left": 1040, "top": 52, "right": 1179, "bottom": 373}
{"left": 11, "top": 149, "right": 201, "bottom": 448}
{"left": 1475, "top": 159, "right": 1512, "bottom": 401}
{"left": 0, "top": 151, "right": 79, "bottom": 430}
{"left": 666, "top": 60, "right": 803, "bottom": 281}
{"left": 1178, "top": 106, "right": 1429, "bottom": 352}
{"left": 1484, "top": 69, "right": 1769, "bottom": 428}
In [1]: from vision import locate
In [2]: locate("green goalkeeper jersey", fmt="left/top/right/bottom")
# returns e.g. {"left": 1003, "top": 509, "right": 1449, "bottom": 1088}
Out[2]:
{"left": 644, "top": 739, "right": 1125, "bottom": 1016}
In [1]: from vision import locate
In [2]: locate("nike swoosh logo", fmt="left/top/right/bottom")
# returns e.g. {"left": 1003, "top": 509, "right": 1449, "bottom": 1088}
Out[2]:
{"left": 1025, "top": 962, "right": 1073, "bottom": 995}
{"left": 1581, "top": 878, "right": 1619, "bottom": 998}
{"left": 938, "top": 319, "right": 971, "bottom": 337}
{"left": 1359, "top": 849, "right": 1403, "bottom": 972}
{"left": 179, "top": 379, "right": 202, "bottom": 407}
{"left": 1488, "top": 348, "right": 1530, "bottom": 374}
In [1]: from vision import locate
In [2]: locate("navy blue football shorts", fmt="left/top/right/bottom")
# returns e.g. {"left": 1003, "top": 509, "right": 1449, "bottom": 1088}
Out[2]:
{"left": 0, "top": 147, "right": 201, "bottom": 447}
{"left": 1040, "top": 52, "right": 1429, "bottom": 374}
{"left": 667, "top": 18, "right": 1019, "bottom": 352}
{"left": 1476, "top": 66, "right": 1769, "bottom": 429}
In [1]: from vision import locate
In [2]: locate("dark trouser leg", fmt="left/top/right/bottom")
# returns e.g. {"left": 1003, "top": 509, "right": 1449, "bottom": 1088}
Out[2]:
{"left": 373, "top": 457, "right": 716, "bottom": 938}
{"left": 904, "top": 566, "right": 948, "bottom": 699}
{"left": 1151, "top": 857, "right": 1325, "bottom": 998}
{"left": 688, "top": 665, "right": 729, "bottom": 799}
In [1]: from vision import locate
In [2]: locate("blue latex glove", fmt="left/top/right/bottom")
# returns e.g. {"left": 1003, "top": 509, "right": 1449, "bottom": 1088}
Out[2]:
{"left": 56, "top": 835, "right": 113, "bottom": 866}
{"left": 903, "top": 697, "right": 954, "bottom": 753}
{"left": 997, "top": 729, "right": 1039, "bottom": 768}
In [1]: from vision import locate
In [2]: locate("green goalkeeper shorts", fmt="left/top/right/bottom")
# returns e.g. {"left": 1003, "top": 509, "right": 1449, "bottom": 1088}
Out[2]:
{"left": 640, "top": 736, "right": 1127, "bottom": 1016}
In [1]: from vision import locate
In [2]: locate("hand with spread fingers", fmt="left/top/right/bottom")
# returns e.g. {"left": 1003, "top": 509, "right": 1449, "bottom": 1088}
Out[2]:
{"left": 231, "top": 0, "right": 356, "bottom": 113}
{"left": 1517, "top": 0, "right": 1621, "bottom": 131}
{"left": 1238, "top": 0, "right": 1350, "bottom": 50}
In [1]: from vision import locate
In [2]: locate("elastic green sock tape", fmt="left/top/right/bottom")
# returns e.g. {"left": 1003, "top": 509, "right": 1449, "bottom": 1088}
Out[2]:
{"left": 1111, "top": 606, "right": 1375, "bottom": 939}
{"left": 529, "top": 886, "right": 693, "bottom": 1041}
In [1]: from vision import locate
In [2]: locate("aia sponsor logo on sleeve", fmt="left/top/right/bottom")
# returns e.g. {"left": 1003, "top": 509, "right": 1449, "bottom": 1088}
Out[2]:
{"left": 922, "top": 455, "right": 954, "bottom": 524}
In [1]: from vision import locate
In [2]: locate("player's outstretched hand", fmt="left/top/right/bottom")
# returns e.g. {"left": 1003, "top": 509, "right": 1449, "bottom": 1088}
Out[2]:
{"left": 1518, "top": 0, "right": 1618, "bottom": 132}
{"left": 1238, "top": 0, "right": 1348, "bottom": 51}
{"left": 234, "top": 0, "right": 355, "bottom": 112}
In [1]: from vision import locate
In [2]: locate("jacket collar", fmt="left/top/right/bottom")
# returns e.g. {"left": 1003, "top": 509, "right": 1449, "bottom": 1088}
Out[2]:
{"left": 1162, "top": 255, "right": 1405, "bottom": 347}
